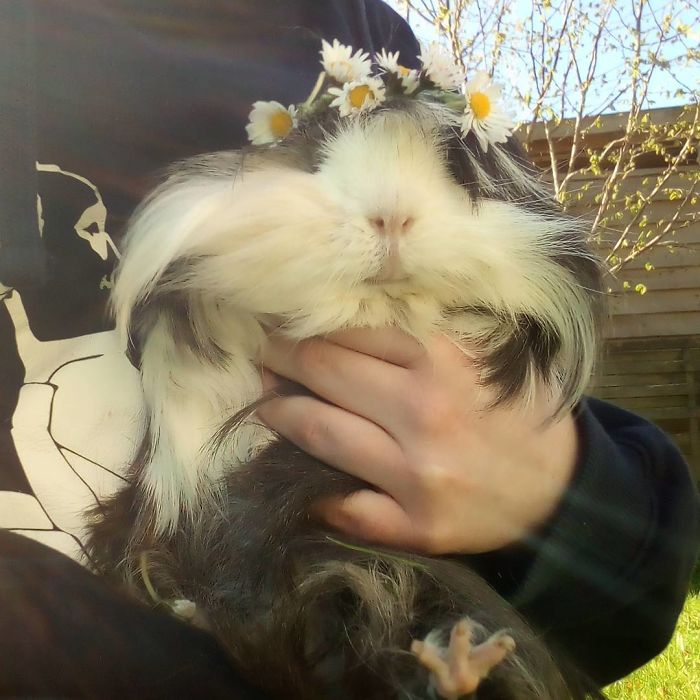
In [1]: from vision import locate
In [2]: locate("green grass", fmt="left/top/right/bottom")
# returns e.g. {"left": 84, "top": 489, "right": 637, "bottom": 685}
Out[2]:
{"left": 604, "top": 591, "right": 700, "bottom": 699}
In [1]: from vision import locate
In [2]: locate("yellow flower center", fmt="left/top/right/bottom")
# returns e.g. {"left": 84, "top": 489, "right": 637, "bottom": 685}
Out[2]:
{"left": 398, "top": 65, "right": 411, "bottom": 77}
{"left": 349, "top": 84, "right": 371, "bottom": 108}
{"left": 469, "top": 92, "right": 491, "bottom": 120}
{"left": 269, "top": 110, "right": 293, "bottom": 138}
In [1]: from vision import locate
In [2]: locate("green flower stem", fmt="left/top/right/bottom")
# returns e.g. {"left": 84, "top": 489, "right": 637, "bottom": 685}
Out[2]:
{"left": 325, "top": 535, "right": 429, "bottom": 572}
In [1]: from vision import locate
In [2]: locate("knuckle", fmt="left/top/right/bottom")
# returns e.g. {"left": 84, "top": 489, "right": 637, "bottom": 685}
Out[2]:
{"left": 417, "top": 461, "right": 452, "bottom": 494}
{"left": 411, "top": 390, "right": 454, "bottom": 434}
{"left": 296, "top": 414, "right": 326, "bottom": 450}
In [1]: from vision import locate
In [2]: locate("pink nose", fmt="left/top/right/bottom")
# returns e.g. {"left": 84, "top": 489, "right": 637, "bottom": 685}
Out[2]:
{"left": 370, "top": 215, "right": 414, "bottom": 237}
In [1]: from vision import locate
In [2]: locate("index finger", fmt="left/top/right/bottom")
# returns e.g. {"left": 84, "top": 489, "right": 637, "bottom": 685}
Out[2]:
{"left": 325, "top": 327, "right": 426, "bottom": 368}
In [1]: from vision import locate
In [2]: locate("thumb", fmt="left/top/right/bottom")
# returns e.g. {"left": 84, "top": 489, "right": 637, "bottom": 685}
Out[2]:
{"left": 315, "top": 490, "right": 419, "bottom": 550}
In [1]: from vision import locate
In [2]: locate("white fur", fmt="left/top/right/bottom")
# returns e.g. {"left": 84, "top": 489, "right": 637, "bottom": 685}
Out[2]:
{"left": 114, "top": 107, "right": 597, "bottom": 533}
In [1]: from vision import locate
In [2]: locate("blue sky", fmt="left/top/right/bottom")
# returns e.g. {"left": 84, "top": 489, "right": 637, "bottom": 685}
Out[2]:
{"left": 384, "top": 0, "right": 698, "bottom": 119}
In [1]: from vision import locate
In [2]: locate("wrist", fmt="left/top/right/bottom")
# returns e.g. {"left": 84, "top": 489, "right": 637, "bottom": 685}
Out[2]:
{"left": 524, "top": 411, "right": 579, "bottom": 533}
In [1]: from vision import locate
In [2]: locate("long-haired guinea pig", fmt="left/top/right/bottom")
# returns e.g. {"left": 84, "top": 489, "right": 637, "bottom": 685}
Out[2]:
{"left": 87, "top": 98, "right": 605, "bottom": 699}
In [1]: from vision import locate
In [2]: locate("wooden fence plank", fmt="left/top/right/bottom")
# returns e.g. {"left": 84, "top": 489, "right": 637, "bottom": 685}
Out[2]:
{"left": 587, "top": 334, "right": 699, "bottom": 478}
{"left": 686, "top": 348, "right": 699, "bottom": 472}
{"left": 584, "top": 219, "right": 700, "bottom": 240}
{"left": 594, "top": 384, "right": 692, "bottom": 399}
{"left": 606, "top": 312, "right": 700, "bottom": 338}
{"left": 669, "top": 434, "right": 692, "bottom": 451}
{"left": 597, "top": 396, "right": 692, "bottom": 410}
{"left": 591, "top": 372, "right": 687, "bottom": 387}
{"left": 627, "top": 407, "right": 699, "bottom": 420}
{"left": 600, "top": 348, "right": 686, "bottom": 361}
{"left": 590, "top": 247, "right": 700, "bottom": 271}
{"left": 602, "top": 335, "right": 700, "bottom": 351}
{"left": 606, "top": 267, "right": 700, "bottom": 293}
{"left": 601, "top": 359, "right": 698, "bottom": 374}
{"left": 608, "top": 289, "right": 700, "bottom": 315}
{"left": 610, "top": 246, "right": 700, "bottom": 271}
{"left": 520, "top": 106, "right": 689, "bottom": 145}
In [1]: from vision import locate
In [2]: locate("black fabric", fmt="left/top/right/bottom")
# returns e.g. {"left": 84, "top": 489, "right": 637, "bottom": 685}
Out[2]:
{"left": 0, "top": 0, "right": 418, "bottom": 492}
{"left": 0, "top": 1, "right": 415, "bottom": 696}
{"left": 0, "top": 529, "right": 265, "bottom": 699}
{"left": 465, "top": 397, "right": 700, "bottom": 686}
{"left": 0, "top": 1, "right": 698, "bottom": 696}
{"left": 0, "top": 2, "right": 48, "bottom": 289}
{"left": 0, "top": 0, "right": 420, "bottom": 342}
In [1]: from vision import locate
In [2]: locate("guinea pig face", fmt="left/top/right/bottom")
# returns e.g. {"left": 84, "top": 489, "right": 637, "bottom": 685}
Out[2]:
{"left": 311, "top": 109, "right": 555, "bottom": 296}
{"left": 191, "top": 104, "right": 590, "bottom": 341}
{"left": 314, "top": 109, "right": 469, "bottom": 286}
{"left": 116, "top": 101, "right": 598, "bottom": 361}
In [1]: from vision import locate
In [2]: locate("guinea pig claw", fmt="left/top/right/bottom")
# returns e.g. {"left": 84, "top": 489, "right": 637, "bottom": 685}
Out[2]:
{"left": 411, "top": 619, "right": 516, "bottom": 700}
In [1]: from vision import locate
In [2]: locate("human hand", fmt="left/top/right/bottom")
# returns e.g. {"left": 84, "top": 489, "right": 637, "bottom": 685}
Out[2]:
{"left": 257, "top": 328, "right": 578, "bottom": 555}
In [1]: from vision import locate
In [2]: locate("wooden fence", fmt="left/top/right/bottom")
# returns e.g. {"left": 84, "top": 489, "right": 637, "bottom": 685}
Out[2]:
{"left": 587, "top": 335, "right": 700, "bottom": 480}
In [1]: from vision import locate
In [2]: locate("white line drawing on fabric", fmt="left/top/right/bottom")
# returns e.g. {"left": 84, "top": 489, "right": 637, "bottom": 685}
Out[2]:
{"left": 1, "top": 288, "right": 143, "bottom": 561}
{"left": 1, "top": 165, "right": 142, "bottom": 562}
{"left": 36, "top": 162, "right": 122, "bottom": 262}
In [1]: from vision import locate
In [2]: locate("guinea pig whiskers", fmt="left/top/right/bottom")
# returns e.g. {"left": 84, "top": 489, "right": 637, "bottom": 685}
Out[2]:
{"left": 89, "top": 102, "right": 604, "bottom": 700}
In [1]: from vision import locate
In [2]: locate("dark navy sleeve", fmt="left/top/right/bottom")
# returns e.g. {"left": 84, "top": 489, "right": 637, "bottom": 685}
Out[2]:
{"left": 300, "top": 0, "right": 422, "bottom": 68}
{"left": 0, "top": 2, "right": 420, "bottom": 698}
{"left": 361, "top": 0, "right": 422, "bottom": 66}
{"left": 475, "top": 397, "right": 700, "bottom": 686}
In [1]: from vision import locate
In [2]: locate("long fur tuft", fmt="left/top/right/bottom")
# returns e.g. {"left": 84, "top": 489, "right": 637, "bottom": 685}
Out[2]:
{"left": 110, "top": 100, "right": 603, "bottom": 531}
{"left": 87, "top": 436, "right": 603, "bottom": 699}
{"left": 89, "top": 99, "right": 606, "bottom": 697}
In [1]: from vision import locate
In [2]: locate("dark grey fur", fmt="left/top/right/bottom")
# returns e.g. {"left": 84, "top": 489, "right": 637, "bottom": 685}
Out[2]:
{"left": 87, "top": 425, "right": 602, "bottom": 699}
{"left": 88, "top": 100, "right": 607, "bottom": 699}
{"left": 123, "top": 100, "right": 605, "bottom": 410}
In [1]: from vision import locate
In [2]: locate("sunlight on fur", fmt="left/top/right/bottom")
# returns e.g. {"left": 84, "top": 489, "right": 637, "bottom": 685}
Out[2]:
{"left": 86, "top": 98, "right": 606, "bottom": 700}
{"left": 112, "top": 103, "right": 602, "bottom": 534}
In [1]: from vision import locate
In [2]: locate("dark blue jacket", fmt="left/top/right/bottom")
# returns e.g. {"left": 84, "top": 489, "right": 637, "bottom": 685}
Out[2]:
{"left": 0, "top": 1, "right": 697, "bottom": 696}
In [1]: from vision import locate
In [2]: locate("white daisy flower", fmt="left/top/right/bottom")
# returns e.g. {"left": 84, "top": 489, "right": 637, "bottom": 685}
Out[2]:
{"left": 375, "top": 48, "right": 401, "bottom": 74}
{"left": 461, "top": 72, "right": 515, "bottom": 151}
{"left": 375, "top": 48, "right": 421, "bottom": 95}
{"left": 399, "top": 69, "right": 421, "bottom": 95}
{"left": 419, "top": 43, "right": 464, "bottom": 91}
{"left": 328, "top": 77, "right": 386, "bottom": 117}
{"left": 320, "top": 39, "right": 372, "bottom": 83}
{"left": 245, "top": 101, "right": 298, "bottom": 145}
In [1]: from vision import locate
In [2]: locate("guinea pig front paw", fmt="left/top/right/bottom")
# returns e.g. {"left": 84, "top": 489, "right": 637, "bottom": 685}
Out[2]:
{"left": 411, "top": 619, "right": 515, "bottom": 699}
{"left": 169, "top": 598, "right": 212, "bottom": 631}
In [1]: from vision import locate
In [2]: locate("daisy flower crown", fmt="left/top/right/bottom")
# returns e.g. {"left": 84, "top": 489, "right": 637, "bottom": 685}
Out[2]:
{"left": 246, "top": 40, "right": 515, "bottom": 153}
